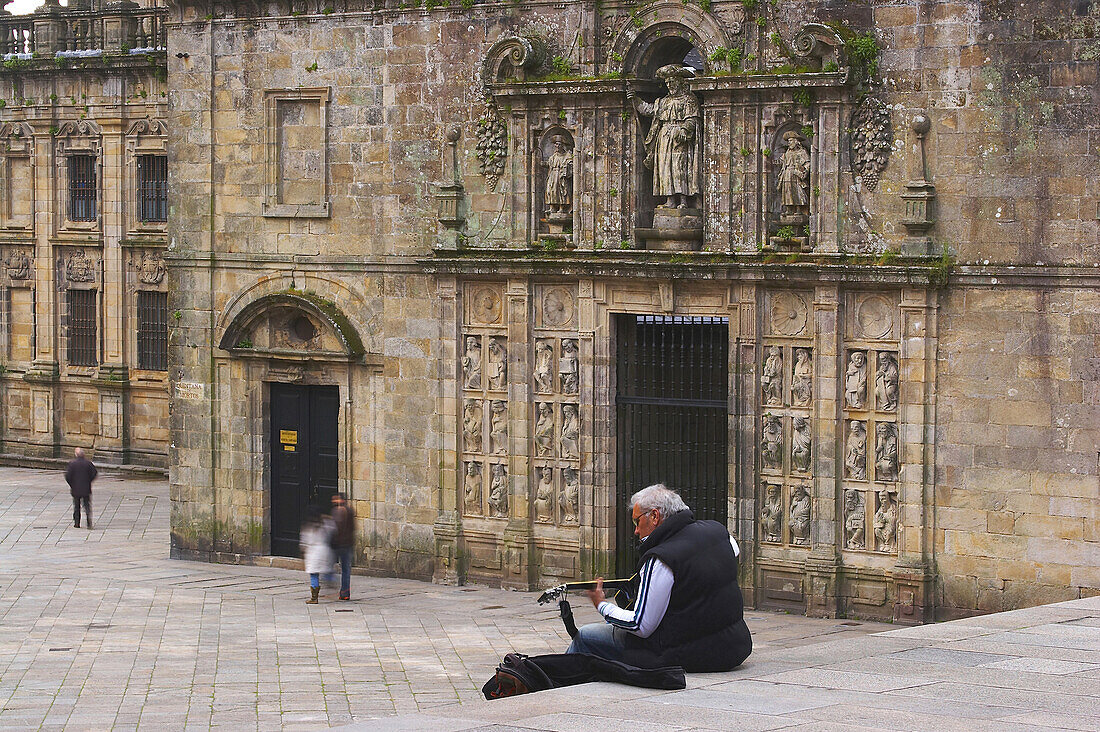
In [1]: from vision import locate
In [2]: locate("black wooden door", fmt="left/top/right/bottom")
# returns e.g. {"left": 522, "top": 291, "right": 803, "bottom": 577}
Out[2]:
{"left": 615, "top": 315, "right": 729, "bottom": 575}
{"left": 270, "top": 383, "right": 339, "bottom": 557}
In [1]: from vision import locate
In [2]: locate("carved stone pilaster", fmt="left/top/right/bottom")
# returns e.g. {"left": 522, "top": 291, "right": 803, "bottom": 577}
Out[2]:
{"left": 501, "top": 519, "right": 534, "bottom": 590}
{"left": 803, "top": 555, "right": 840, "bottom": 618}
{"left": 900, "top": 113, "right": 936, "bottom": 255}
{"left": 433, "top": 513, "right": 465, "bottom": 585}
{"left": 891, "top": 562, "right": 933, "bottom": 624}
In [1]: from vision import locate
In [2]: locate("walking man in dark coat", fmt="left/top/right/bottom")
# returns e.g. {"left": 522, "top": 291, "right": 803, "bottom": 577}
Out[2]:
{"left": 330, "top": 492, "right": 356, "bottom": 600}
{"left": 65, "top": 448, "right": 97, "bottom": 529}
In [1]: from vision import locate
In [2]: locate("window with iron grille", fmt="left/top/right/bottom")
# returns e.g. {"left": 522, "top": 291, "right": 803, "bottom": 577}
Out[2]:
{"left": 137, "top": 154, "right": 168, "bottom": 223}
{"left": 68, "top": 155, "right": 97, "bottom": 222}
{"left": 67, "top": 289, "right": 97, "bottom": 366}
{"left": 137, "top": 290, "right": 168, "bottom": 371}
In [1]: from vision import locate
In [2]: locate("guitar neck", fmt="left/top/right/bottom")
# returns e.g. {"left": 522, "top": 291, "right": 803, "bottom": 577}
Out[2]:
{"left": 561, "top": 577, "right": 634, "bottom": 593}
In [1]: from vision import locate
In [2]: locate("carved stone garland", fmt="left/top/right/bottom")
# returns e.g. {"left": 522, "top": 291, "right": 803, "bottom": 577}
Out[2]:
{"left": 849, "top": 96, "right": 892, "bottom": 192}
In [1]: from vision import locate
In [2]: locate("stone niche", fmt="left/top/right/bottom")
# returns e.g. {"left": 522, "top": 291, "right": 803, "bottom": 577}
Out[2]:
{"left": 465, "top": 9, "right": 868, "bottom": 255}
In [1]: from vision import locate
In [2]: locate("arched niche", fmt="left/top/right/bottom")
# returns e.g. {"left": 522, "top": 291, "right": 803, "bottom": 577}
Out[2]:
{"left": 218, "top": 292, "right": 366, "bottom": 361}
{"left": 534, "top": 126, "right": 575, "bottom": 236}
{"left": 606, "top": 1, "right": 735, "bottom": 79}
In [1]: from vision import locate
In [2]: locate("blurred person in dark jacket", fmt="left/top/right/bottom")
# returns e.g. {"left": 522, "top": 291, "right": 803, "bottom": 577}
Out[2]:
{"left": 65, "top": 448, "right": 97, "bottom": 529}
{"left": 330, "top": 493, "right": 356, "bottom": 600}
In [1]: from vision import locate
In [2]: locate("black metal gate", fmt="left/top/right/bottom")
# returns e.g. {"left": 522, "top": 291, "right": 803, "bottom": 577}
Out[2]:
{"left": 615, "top": 315, "right": 729, "bottom": 575}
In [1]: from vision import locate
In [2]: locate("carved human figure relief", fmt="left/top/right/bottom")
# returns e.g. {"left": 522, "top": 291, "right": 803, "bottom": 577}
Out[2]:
{"left": 791, "top": 347, "right": 813, "bottom": 406}
{"left": 626, "top": 65, "right": 700, "bottom": 209}
{"left": 534, "top": 466, "right": 555, "bottom": 524}
{"left": 560, "top": 467, "right": 579, "bottom": 523}
{"left": 559, "top": 403, "right": 580, "bottom": 459}
{"left": 789, "top": 485, "right": 811, "bottom": 546}
{"left": 488, "top": 463, "right": 508, "bottom": 517}
{"left": 462, "top": 335, "right": 482, "bottom": 390}
{"left": 463, "top": 461, "right": 482, "bottom": 515}
{"left": 489, "top": 400, "right": 508, "bottom": 455}
{"left": 844, "top": 351, "right": 868, "bottom": 410}
{"left": 778, "top": 132, "right": 811, "bottom": 214}
{"left": 559, "top": 338, "right": 579, "bottom": 394}
{"left": 487, "top": 337, "right": 507, "bottom": 391}
{"left": 761, "top": 484, "right": 783, "bottom": 543}
{"left": 875, "top": 422, "right": 899, "bottom": 482}
{"left": 761, "top": 415, "right": 783, "bottom": 471}
{"left": 462, "top": 399, "right": 483, "bottom": 453}
{"left": 875, "top": 352, "right": 899, "bottom": 411}
{"left": 844, "top": 489, "right": 866, "bottom": 549}
{"left": 6, "top": 249, "right": 31, "bottom": 280}
{"left": 543, "top": 135, "right": 573, "bottom": 216}
{"left": 761, "top": 346, "right": 783, "bottom": 405}
{"left": 873, "top": 489, "right": 898, "bottom": 552}
{"left": 534, "top": 402, "right": 554, "bottom": 457}
{"left": 534, "top": 339, "right": 554, "bottom": 393}
{"left": 845, "top": 420, "right": 867, "bottom": 480}
{"left": 791, "top": 415, "right": 812, "bottom": 473}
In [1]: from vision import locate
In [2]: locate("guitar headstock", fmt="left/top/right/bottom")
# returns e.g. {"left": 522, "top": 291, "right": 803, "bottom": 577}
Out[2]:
{"left": 537, "top": 584, "right": 568, "bottom": 605}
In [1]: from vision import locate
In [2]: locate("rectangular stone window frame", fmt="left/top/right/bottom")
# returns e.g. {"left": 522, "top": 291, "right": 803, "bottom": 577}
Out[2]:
{"left": 126, "top": 123, "right": 169, "bottom": 238}
{"left": 66, "top": 287, "right": 98, "bottom": 368}
{"left": 0, "top": 123, "right": 35, "bottom": 235}
{"left": 262, "top": 87, "right": 331, "bottom": 219}
{"left": 55, "top": 135, "right": 103, "bottom": 236}
{"left": 136, "top": 289, "right": 168, "bottom": 372}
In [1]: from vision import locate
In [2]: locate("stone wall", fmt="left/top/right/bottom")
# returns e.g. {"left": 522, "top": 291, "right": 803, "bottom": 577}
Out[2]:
{"left": 0, "top": 2, "right": 170, "bottom": 468}
{"left": 164, "top": 0, "right": 1098, "bottom": 620}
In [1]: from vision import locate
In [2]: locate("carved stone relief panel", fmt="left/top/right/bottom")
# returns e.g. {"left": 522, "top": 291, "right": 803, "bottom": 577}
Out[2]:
{"left": 844, "top": 488, "right": 866, "bottom": 549}
{"left": 466, "top": 284, "right": 504, "bottom": 326}
{"left": 64, "top": 248, "right": 97, "bottom": 284}
{"left": 761, "top": 346, "right": 783, "bottom": 406}
{"left": 791, "top": 347, "right": 813, "bottom": 406}
{"left": 534, "top": 401, "right": 554, "bottom": 457}
{"left": 488, "top": 463, "right": 509, "bottom": 518}
{"left": 560, "top": 467, "right": 579, "bottom": 524}
{"left": 534, "top": 339, "right": 555, "bottom": 394}
{"left": 534, "top": 466, "right": 555, "bottom": 524}
{"left": 761, "top": 483, "right": 783, "bottom": 544}
{"left": 463, "top": 460, "right": 483, "bottom": 516}
{"left": 487, "top": 337, "right": 507, "bottom": 392}
{"left": 134, "top": 250, "right": 167, "bottom": 286}
{"left": 489, "top": 399, "right": 508, "bottom": 455}
{"left": 4, "top": 248, "right": 31, "bottom": 281}
{"left": 462, "top": 399, "right": 483, "bottom": 453}
{"left": 559, "top": 338, "right": 579, "bottom": 394}
{"left": 761, "top": 414, "right": 784, "bottom": 472}
{"left": 789, "top": 485, "right": 811, "bottom": 546}
{"left": 844, "top": 350, "right": 868, "bottom": 410}
{"left": 559, "top": 403, "right": 580, "bottom": 460}
{"left": 535, "top": 285, "right": 576, "bottom": 330}
{"left": 462, "top": 335, "right": 482, "bottom": 390}
{"left": 766, "top": 291, "right": 810, "bottom": 337}
{"left": 873, "top": 488, "right": 899, "bottom": 553}
{"left": 849, "top": 293, "right": 898, "bottom": 341}
{"left": 845, "top": 420, "right": 867, "bottom": 481}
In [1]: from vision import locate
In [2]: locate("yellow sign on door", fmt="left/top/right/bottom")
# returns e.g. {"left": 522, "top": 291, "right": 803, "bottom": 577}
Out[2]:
{"left": 279, "top": 430, "right": 298, "bottom": 445}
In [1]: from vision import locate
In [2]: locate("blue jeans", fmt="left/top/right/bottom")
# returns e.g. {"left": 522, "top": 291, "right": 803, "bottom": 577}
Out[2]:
{"left": 309, "top": 573, "right": 320, "bottom": 589}
{"left": 334, "top": 547, "right": 353, "bottom": 596}
{"left": 566, "top": 623, "right": 629, "bottom": 663}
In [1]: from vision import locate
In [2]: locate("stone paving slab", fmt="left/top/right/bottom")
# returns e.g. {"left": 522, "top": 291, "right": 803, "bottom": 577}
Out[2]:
{"left": 0, "top": 467, "right": 900, "bottom": 730}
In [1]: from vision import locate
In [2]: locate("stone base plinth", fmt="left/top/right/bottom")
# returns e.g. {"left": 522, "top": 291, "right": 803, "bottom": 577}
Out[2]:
{"left": 637, "top": 207, "right": 703, "bottom": 251}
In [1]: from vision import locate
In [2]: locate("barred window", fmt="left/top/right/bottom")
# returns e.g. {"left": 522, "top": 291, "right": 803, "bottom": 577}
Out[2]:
{"left": 68, "top": 155, "right": 97, "bottom": 222}
{"left": 137, "top": 154, "right": 168, "bottom": 223}
{"left": 67, "top": 289, "right": 97, "bottom": 366}
{"left": 137, "top": 290, "right": 168, "bottom": 371}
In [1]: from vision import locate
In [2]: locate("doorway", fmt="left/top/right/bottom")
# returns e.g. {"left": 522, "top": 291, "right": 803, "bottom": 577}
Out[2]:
{"left": 615, "top": 315, "right": 729, "bottom": 575}
{"left": 269, "top": 383, "right": 339, "bottom": 557}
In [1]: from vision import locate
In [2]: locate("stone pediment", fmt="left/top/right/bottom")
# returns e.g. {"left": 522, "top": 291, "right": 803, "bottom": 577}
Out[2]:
{"left": 218, "top": 291, "right": 365, "bottom": 361}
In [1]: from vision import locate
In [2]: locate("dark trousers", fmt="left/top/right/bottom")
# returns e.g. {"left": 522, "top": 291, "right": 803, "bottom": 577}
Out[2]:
{"left": 334, "top": 547, "right": 352, "bottom": 597}
{"left": 72, "top": 496, "right": 91, "bottom": 527}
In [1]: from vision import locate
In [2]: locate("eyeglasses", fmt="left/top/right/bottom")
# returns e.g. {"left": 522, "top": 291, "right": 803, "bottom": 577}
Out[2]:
{"left": 631, "top": 509, "right": 656, "bottom": 527}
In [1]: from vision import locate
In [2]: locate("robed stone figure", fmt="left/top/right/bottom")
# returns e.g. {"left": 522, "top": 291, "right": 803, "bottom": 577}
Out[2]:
{"left": 627, "top": 65, "right": 701, "bottom": 209}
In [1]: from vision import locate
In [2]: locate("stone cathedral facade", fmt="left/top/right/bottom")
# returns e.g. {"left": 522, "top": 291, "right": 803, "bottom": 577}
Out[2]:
{"left": 159, "top": 0, "right": 1097, "bottom": 622}
{"left": 0, "top": 2, "right": 170, "bottom": 467}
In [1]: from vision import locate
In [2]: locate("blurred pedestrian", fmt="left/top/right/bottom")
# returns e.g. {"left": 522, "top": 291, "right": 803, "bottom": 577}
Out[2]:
{"left": 65, "top": 448, "right": 97, "bottom": 529}
{"left": 300, "top": 507, "right": 333, "bottom": 604}
{"left": 330, "top": 493, "right": 355, "bottom": 600}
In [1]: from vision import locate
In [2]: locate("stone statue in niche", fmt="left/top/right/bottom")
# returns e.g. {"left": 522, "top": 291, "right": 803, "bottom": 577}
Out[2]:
{"left": 845, "top": 351, "right": 868, "bottom": 410}
{"left": 845, "top": 420, "right": 867, "bottom": 480}
{"left": 534, "top": 466, "right": 555, "bottom": 524}
{"left": 791, "top": 348, "right": 812, "bottom": 406}
{"left": 778, "top": 132, "right": 811, "bottom": 221}
{"left": 627, "top": 65, "right": 700, "bottom": 210}
{"left": 488, "top": 463, "right": 508, "bottom": 517}
{"left": 844, "top": 489, "right": 866, "bottom": 549}
{"left": 791, "top": 415, "right": 812, "bottom": 472}
{"left": 761, "top": 484, "right": 783, "bottom": 543}
{"left": 487, "top": 336, "right": 507, "bottom": 391}
{"left": 789, "top": 485, "right": 810, "bottom": 546}
{"left": 559, "top": 403, "right": 579, "bottom": 459}
{"left": 543, "top": 134, "right": 573, "bottom": 217}
{"left": 560, "top": 467, "right": 579, "bottom": 523}
{"left": 462, "top": 335, "right": 482, "bottom": 390}
{"left": 762, "top": 346, "right": 783, "bottom": 405}
{"left": 559, "top": 339, "right": 579, "bottom": 394}
{"left": 762, "top": 415, "right": 783, "bottom": 471}
{"left": 875, "top": 422, "right": 899, "bottom": 482}
{"left": 875, "top": 352, "right": 899, "bottom": 411}
{"left": 534, "top": 402, "right": 554, "bottom": 457}
{"left": 463, "top": 461, "right": 482, "bottom": 515}
{"left": 873, "top": 489, "right": 898, "bottom": 552}
{"left": 462, "top": 399, "right": 483, "bottom": 453}
{"left": 489, "top": 400, "right": 508, "bottom": 455}
{"left": 5, "top": 249, "right": 31, "bottom": 280}
{"left": 534, "top": 339, "right": 554, "bottom": 393}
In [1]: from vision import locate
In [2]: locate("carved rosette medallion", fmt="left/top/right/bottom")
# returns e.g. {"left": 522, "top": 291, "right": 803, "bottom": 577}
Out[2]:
{"left": 468, "top": 285, "right": 503, "bottom": 325}
{"left": 539, "top": 286, "right": 575, "bottom": 329}
{"left": 855, "top": 294, "right": 894, "bottom": 340}
{"left": 768, "top": 292, "right": 809, "bottom": 336}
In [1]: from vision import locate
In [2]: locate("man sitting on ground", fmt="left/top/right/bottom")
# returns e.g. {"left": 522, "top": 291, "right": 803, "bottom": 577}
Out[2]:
{"left": 567, "top": 484, "right": 752, "bottom": 672}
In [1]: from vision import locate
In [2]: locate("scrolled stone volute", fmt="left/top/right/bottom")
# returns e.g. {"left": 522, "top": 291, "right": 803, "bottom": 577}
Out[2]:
{"left": 481, "top": 34, "right": 550, "bottom": 89}
{"left": 789, "top": 23, "right": 847, "bottom": 72}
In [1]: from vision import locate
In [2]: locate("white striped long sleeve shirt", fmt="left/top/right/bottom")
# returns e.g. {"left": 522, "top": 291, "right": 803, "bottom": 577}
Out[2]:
{"left": 596, "top": 536, "right": 740, "bottom": 638}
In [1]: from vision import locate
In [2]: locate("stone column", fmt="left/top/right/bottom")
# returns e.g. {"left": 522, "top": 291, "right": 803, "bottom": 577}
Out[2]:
{"left": 501, "top": 278, "right": 533, "bottom": 589}
{"left": 733, "top": 282, "right": 757, "bottom": 605}
{"left": 433, "top": 276, "right": 464, "bottom": 584}
{"left": 890, "top": 287, "right": 937, "bottom": 623}
{"left": 814, "top": 100, "right": 842, "bottom": 253}
{"left": 804, "top": 284, "right": 841, "bottom": 617}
